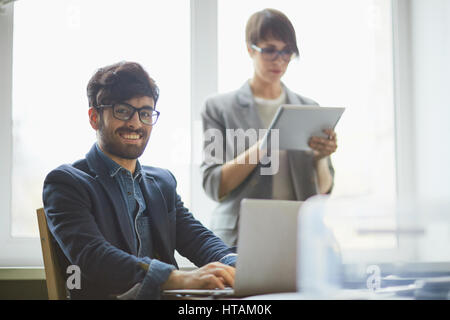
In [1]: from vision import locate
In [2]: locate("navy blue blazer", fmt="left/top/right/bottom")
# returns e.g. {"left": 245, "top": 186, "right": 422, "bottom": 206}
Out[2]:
{"left": 43, "top": 144, "right": 235, "bottom": 299}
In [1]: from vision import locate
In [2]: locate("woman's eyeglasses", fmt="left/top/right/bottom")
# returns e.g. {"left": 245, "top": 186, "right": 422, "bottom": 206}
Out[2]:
{"left": 251, "top": 44, "right": 296, "bottom": 62}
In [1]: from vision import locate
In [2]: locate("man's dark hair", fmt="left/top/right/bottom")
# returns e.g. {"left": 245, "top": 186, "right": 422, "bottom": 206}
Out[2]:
{"left": 86, "top": 61, "right": 159, "bottom": 108}
{"left": 245, "top": 8, "right": 299, "bottom": 56}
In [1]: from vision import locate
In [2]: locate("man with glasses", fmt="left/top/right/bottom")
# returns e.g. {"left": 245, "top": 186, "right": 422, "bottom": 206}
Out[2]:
{"left": 43, "top": 61, "right": 236, "bottom": 299}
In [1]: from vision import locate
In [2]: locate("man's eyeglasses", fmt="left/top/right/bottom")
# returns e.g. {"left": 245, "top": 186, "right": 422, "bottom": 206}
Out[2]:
{"left": 251, "top": 44, "right": 296, "bottom": 62}
{"left": 95, "top": 103, "right": 160, "bottom": 126}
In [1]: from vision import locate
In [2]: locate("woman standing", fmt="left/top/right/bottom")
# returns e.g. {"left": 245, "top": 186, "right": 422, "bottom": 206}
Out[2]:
{"left": 201, "top": 8, "right": 337, "bottom": 246}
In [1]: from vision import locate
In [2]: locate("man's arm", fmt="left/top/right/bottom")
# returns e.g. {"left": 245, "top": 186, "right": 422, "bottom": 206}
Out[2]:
{"left": 43, "top": 167, "right": 175, "bottom": 299}
{"left": 139, "top": 261, "right": 235, "bottom": 290}
{"left": 165, "top": 169, "right": 236, "bottom": 267}
{"left": 173, "top": 195, "right": 237, "bottom": 265}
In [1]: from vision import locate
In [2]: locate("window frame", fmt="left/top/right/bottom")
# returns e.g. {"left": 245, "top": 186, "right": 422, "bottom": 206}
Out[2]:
{"left": 0, "top": 4, "right": 44, "bottom": 266}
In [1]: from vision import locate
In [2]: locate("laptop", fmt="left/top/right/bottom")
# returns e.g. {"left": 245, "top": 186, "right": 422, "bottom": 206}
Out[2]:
{"left": 163, "top": 199, "right": 303, "bottom": 298}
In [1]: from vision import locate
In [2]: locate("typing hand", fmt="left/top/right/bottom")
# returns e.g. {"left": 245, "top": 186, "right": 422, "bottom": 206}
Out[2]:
{"left": 308, "top": 129, "right": 338, "bottom": 161}
{"left": 162, "top": 262, "right": 235, "bottom": 290}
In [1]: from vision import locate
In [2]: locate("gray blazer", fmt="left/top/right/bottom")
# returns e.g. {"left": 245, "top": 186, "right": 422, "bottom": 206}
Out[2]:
{"left": 200, "top": 81, "right": 334, "bottom": 246}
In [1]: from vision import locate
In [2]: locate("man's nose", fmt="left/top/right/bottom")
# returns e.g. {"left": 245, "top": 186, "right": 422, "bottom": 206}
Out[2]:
{"left": 126, "top": 110, "right": 142, "bottom": 128}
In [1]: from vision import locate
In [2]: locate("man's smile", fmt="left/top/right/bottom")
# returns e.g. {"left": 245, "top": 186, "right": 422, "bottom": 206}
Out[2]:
{"left": 119, "top": 132, "right": 142, "bottom": 140}
{"left": 116, "top": 128, "right": 146, "bottom": 144}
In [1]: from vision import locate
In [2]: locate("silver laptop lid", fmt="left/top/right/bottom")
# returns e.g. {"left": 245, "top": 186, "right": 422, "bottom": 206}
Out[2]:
{"left": 234, "top": 199, "right": 303, "bottom": 296}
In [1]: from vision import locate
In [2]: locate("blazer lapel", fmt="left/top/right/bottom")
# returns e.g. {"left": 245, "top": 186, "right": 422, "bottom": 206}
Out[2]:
{"left": 235, "top": 81, "right": 265, "bottom": 130}
{"left": 86, "top": 144, "right": 137, "bottom": 255}
{"left": 96, "top": 175, "right": 138, "bottom": 255}
{"left": 140, "top": 174, "right": 176, "bottom": 265}
{"left": 283, "top": 83, "right": 303, "bottom": 105}
{"left": 235, "top": 81, "right": 303, "bottom": 130}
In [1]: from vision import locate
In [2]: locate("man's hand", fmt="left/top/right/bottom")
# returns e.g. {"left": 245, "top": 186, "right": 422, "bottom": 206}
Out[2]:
{"left": 161, "top": 262, "right": 235, "bottom": 290}
{"left": 308, "top": 129, "right": 338, "bottom": 161}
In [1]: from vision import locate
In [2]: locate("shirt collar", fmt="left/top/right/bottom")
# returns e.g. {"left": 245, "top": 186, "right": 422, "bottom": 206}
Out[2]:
{"left": 95, "top": 143, "right": 143, "bottom": 181}
{"left": 134, "top": 161, "right": 143, "bottom": 182}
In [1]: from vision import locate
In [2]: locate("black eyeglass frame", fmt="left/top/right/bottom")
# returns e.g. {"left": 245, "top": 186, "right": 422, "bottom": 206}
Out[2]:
{"left": 95, "top": 102, "right": 160, "bottom": 126}
{"left": 251, "top": 44, "right": 297, "bottom": 62}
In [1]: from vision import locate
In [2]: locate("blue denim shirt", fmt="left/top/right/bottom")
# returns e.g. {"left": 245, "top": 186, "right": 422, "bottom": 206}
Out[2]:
{"left": 96, "top": 144, "right": 151, "bottom": 257}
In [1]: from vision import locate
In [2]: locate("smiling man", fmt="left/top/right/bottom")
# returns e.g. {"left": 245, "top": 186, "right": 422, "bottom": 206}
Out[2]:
{"left": 42, "top": 61, "right": 236, "bottom": 300}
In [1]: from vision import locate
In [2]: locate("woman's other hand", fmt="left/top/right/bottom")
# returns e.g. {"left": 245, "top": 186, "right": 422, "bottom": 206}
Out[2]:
{"left": 308, "top": 129, "right": 338, "bottom": 161}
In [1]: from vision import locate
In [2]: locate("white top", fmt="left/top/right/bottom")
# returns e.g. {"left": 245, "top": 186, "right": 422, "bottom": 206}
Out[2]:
{"left": 254, "top": 90, "right": 286, "bottom": 128}
{"left": 254, "top": 90, "right": 296, "bottom": 200}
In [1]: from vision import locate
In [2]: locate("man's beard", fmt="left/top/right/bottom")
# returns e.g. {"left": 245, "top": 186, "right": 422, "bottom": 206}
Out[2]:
{"left": 98, "top": 119, "right": 150, "bottom": 160}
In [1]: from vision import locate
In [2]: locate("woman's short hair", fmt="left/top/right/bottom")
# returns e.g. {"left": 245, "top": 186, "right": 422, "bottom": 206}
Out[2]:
{"left": 245, "top": 8, "right": 299, "bottom": 56}
{"left": 87, "top": 61, "right": 159, "bottom": 108}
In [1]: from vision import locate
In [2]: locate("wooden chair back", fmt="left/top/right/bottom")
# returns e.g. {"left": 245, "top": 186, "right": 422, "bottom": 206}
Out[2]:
{"left": 36, "top": 208, "right": 68, "bottom": 300}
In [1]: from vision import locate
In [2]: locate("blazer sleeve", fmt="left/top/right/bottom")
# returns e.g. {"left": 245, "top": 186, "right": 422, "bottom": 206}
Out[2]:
{"left": 165, "top": 170, "right": 236, "bottom": 265}
{"left": 43, "top": 168, "right": 175, "bottom": 299}
{"left": 200, "top": 98, "right": 227, "bottom": 202}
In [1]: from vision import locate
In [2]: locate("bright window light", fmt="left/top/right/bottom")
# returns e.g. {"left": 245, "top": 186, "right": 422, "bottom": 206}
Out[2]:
{"left": 11, "top": 0, "right": 190, "bottom": 237}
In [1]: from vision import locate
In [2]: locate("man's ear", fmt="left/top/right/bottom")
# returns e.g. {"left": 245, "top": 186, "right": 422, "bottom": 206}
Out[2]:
{"left": 88, "top": 107, "right": 100, "bottom": 130}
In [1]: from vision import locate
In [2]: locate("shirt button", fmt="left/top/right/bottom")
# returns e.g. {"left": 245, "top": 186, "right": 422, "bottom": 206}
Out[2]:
{"left": 127, "top": 192, "right": 131, "bottom": 195}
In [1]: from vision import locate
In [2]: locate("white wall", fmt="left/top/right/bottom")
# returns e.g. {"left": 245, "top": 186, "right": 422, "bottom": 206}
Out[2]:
{"left": 394, "top": 0, "right": 450, "bottom": 262}
{"left": 410, "top": 0, "right": 450, "bottom": 202}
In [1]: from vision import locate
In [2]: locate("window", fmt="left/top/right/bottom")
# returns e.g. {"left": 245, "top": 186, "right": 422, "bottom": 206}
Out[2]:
{"left": 1, "top": 0, "right": 400, "bottom": 266}
{"left": 218, "top": 0, "right": 396, "bottom": 201}
{"left": 10, "top": 0, "right": 191, "bottom": 240}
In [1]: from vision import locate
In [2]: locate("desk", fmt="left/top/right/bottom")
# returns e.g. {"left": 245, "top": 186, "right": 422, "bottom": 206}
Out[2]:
{"left": 162, "top": 289, "right": 411, "bottom": 300}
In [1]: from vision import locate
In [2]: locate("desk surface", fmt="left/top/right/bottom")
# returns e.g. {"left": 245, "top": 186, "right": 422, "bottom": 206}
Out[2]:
{"left": 162, "top": 289, "right": 414, "bottom": 300}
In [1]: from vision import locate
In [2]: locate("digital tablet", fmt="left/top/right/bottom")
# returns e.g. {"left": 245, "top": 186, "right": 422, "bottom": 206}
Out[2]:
{"left": 266, "top": 105, "right": 345, "bottom": 151}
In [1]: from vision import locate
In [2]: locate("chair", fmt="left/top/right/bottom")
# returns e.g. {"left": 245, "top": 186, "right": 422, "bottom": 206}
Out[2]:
{"left": 36, "top": 208, "right": 68, "bottom": 300}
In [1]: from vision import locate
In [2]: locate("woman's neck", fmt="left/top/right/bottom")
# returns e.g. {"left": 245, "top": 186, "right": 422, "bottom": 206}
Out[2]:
{"left": 249, "top": 77, "right": 282, "bottom": 99}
